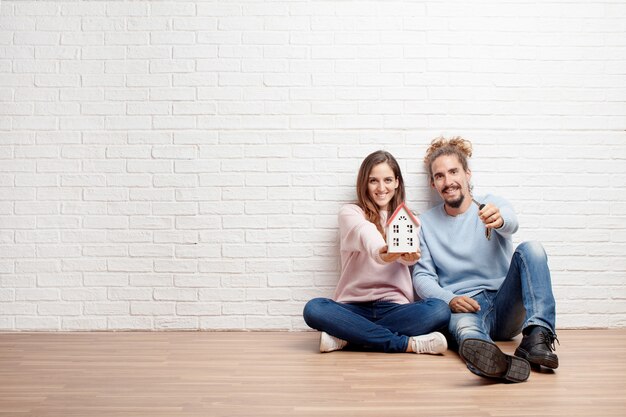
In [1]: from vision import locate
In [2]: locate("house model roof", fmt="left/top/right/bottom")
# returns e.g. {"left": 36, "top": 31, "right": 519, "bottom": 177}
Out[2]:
{"left": 385, "top": 202, "right": 419, "bottom": 227}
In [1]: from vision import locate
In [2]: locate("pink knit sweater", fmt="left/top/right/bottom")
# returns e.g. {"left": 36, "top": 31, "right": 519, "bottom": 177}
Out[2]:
{"left": 333, "top": 204, "right": 417, "bottom": 304}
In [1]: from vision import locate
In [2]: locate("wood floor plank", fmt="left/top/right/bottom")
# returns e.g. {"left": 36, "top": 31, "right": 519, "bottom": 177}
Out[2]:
{"left": 0, "top": 330, "right": 625, "bottom": 416}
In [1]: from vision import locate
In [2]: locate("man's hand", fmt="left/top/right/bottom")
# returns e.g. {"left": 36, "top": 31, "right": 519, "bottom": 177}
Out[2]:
{"left": 478, "top": 203, "right": 504, "bottom": 230}
{"left": 449, "top": 296, "right": 481, "bottom": 313}
{"left": 379, "top": 246, "right": 402, "bottom": 263}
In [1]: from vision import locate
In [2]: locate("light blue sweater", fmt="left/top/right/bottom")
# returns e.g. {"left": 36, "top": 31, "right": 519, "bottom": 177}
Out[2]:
{"left": 411, "top": 194, "right": 518, "bottom": 305}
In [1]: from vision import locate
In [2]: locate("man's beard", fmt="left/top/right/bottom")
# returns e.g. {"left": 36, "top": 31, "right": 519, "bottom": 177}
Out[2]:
{"left": 446, "top": 193, "right": 465, "bottom": 208}
{"left": 442, "top": 186, "right": 465, "bottom": 208}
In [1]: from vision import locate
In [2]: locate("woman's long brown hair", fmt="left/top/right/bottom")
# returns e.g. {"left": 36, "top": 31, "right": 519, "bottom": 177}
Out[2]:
{"left": 355, "top": 150, "right": 405, "bottom": 238}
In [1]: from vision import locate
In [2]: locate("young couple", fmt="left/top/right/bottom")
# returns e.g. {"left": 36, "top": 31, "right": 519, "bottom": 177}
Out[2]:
{"left": 303, "top": 137, "right": 559, "bottom": 383}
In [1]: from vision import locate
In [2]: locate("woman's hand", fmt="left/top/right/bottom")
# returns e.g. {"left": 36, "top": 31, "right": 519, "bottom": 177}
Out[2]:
{"left": 379, "top": 246, "right": 402, "bottom": 263}
{"left": 400, "top": 251, "right": 421, "bottom": 263}
{"left": 379, "top": 247, "right": 420, "bottom": 264}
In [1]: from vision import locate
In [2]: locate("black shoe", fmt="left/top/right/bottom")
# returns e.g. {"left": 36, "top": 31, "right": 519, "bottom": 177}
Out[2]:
{"left": 514, "top": 326, "right": 559, "bottom": 369}
{"left": 460, "top": 338, "right": 531, "bottom": 383}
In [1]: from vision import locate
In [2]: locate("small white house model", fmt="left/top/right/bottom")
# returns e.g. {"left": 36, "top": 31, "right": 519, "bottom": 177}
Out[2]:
{"left": 385, "top": 202, "right": 420, "bottom": 253}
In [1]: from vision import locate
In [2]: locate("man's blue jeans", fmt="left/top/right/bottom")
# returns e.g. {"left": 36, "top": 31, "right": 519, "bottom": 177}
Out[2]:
{"left": 303, "top": 297, "right": 450, "bottom": 353}
{"left": 449, "top": 241, "right": 556, "bottom": 348}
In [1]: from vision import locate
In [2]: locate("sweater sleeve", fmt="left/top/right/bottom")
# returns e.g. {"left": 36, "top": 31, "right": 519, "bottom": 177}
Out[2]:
{"left": 411, "top": 226, "right": 456, "bottom": 304}
{"left": 338, "top": 204, "right": 387, "bottom": 265}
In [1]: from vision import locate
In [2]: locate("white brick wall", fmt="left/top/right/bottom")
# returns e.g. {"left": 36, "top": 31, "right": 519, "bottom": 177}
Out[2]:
{"left": 1, "top": 1, "right": 625, "bottom": 331}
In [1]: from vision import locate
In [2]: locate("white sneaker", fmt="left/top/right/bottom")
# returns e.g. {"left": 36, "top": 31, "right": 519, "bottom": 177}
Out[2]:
{"left": 319, "top": 332, "right": 348, "bottom": 353}
{"left": 410, "top": 332, "right": 448, "bottom": 354}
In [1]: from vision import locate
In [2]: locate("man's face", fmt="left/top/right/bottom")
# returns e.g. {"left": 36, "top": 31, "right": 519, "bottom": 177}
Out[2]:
{"left": 430, "top": 154, "right": 471, "bottom": 209}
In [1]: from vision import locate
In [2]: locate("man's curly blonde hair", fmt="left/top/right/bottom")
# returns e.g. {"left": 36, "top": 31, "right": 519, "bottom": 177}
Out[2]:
{"left": 424, "top": 136, "right": 473, "bottom": 181}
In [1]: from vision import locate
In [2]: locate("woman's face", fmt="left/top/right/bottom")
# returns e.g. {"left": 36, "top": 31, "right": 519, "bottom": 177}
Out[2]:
{"left": 367, "top": 162, "right": 399, "bottom": 211}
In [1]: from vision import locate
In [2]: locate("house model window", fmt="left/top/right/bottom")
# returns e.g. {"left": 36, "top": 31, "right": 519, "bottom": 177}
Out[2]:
{"left": 385, "top": 202, "right": 420, "bottom": 253}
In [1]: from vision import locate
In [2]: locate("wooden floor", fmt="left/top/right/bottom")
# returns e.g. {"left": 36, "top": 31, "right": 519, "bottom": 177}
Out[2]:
{"left": 1, "top": 330, "right": 625, "bottom": 417}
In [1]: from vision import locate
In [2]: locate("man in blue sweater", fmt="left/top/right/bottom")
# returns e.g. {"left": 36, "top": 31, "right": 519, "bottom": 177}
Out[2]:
{"left": 412, "top": 137, "right": 559, "bottom": 383}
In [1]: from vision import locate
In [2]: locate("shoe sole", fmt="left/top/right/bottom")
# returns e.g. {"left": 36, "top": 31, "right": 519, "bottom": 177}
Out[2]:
{"left": 460, "top": 339, "right": 530, "bottom": 383}
{"left": 319, "top": 332, "right": 346, "bottom": 353}
{"left": 514, "top": 347, "right": 559, "bottom": 369}
{"left": 319, "top": 332, "right": 334, "bottom": 353}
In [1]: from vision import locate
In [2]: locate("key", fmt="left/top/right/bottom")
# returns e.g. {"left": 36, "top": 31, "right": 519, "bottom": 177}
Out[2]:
{"left": 472, "top": 198, "right": 492, "bottom": 241}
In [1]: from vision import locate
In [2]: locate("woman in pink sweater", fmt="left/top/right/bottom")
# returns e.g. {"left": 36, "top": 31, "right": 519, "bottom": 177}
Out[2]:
{"left": 303, "top": 150, "right": 451, "bottom": 353}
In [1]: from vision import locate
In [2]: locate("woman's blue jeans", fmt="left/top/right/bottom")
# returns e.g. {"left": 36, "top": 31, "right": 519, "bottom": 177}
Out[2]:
{"left": 449, "top": 241, "right": 557, "bottom": 349}
{"left": 303, "top": 297, "right": 451, "bottom": 353}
